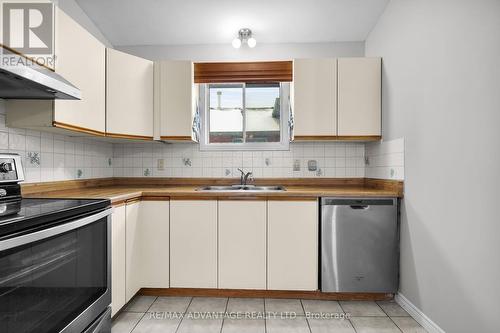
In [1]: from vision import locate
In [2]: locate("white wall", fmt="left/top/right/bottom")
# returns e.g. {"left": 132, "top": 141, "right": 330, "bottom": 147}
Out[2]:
{"left": 116, "top": 42, "right": 364, "bottom": 61}
{"left": 366, "top": 1, "right": 500, "bottom": 332}
{"left": 54, "top": 0, "right": 113, "bottom": 47}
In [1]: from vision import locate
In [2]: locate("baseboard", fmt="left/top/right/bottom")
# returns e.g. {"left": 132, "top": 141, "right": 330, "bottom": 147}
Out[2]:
{"left": 140, "top": 288, "right": 393, "bottom": 301}
{"left": 395, "top": 293, "right": 445, "bottom": 333}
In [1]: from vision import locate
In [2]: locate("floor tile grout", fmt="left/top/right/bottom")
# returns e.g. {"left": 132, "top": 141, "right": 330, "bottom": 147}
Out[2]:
{"left": 387, "top": 316, "right": 405, "bottom": 333}
{"left": 219, "top": 297, "right": 229, "bottom": 333}
{"left": 174, "top": 296, "right": 193, "bottom": 333}
{"left": 300, "top": 299, "right": 313, "bottom": 333}
{"left": 129, "top": 312, "right": 147, "bottom": 333}
{"left": 263, "top": 297, "right": 267, "bottom": 333}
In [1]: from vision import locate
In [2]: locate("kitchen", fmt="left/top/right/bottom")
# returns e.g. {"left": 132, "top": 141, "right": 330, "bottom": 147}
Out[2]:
{"left": 0, "top": 1, "right": 498, "bottom": 333}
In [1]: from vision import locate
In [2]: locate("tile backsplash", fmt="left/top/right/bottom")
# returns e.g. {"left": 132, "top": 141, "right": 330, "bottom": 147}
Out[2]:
{"left": 112, "top": 142, "right": 366, "bottom": 178}
{"left": 365, "top": 137, "right": 405, "bottom": 180}
{"left": 0, "top": 100, "right": 114, "bottom": 183}
{"left": 2, "top": 98, "right": 406, "bottom": 182}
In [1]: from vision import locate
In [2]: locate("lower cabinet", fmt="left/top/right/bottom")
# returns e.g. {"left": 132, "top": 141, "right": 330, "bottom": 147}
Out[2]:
{"left": 218, "top": 200, "right": 267, "bottom": 289}
{"left": 111, "top": 205, "right": 126, "bottom": 317}
{"left": 137, "top": 201, "right": 170, "bottom": 288}
{"left": 125, "top": 200, "right": 170, "bottom": 302}
{"left": 112, "top": 197, "right": 318, "bottom": 310}
{"left": 125, "top": 201, "right": 141, "bottom": 301}
{"left": 170, "top": 200, "right": 218, "bottom": 288}
{"left": 267, "top": 200, "right": 318, "bottom": 291}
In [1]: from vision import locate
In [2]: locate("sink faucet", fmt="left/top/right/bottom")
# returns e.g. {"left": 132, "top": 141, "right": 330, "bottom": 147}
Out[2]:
{"left": 237, "top": 168, "right": 254, "bottom": 186}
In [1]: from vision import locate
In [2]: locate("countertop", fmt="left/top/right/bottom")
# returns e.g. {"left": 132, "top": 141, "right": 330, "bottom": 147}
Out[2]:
{"left": 23, "top": 181, "right": 403, "bottom": 205}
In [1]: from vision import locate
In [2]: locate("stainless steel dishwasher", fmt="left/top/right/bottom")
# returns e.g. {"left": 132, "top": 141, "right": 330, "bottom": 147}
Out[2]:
{"left": 320, "top": 197, "right": 399, "bottom": 293}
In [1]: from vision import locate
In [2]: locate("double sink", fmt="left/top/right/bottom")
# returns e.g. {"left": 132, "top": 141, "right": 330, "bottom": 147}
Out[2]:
{"left": 196, "top": 185, "right": 286, "bottom": 192}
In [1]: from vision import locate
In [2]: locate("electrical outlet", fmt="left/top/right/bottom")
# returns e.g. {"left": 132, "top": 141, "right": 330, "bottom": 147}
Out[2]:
{"left": 157, "top": 159, "right": 165, "bottom": 170}
{"left": 293, "top": 159, "right": 301, "bottom": 171}
{"left": 308, "top": 160, "right": 317, "bottom": 171}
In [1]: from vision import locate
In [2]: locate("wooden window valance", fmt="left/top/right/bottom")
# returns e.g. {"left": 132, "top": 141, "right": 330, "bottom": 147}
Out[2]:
{"left": 194, "top": 61, "right": 292, "bottom": 83}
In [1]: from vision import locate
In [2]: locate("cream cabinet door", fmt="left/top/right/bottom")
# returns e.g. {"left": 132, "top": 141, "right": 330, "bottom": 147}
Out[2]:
{"left": 125, "top": 201, "right": 140, "bottom": 301}
{"left": 137, "top": 201, "right": 170, "bottom": 288}
{"left": 54, "top": 8, "right": 106, "bottom": 134}
{"left": 125, "top": 201, "right": 169, "bottom": 301}
{"left": 111, "top": 205, "right": 126, "bottom": 317}
{"left": 155, "top": 61, "right": 195, "bottom": 140}
{"left": 267, "top": 200, "right": 318, "bottom": 291}
{"left": 337, "top": 58, "right": 381, "bottom": 136}
{"left": 292, "top": 58, "right": 337, "bottom": 137}
{"left": 106, "top": 48, "right": 154, "bottom": 138}
{"left": 170, "top": 200, "right": 217, "bottom": 288}
{"left": 218, "top": 201, "right": 266, "bottom": 289}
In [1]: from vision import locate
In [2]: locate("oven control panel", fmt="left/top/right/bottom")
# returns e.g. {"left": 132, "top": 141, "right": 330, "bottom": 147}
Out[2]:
{"left": 0, "top": 155, "right": 24, "bottom": 183}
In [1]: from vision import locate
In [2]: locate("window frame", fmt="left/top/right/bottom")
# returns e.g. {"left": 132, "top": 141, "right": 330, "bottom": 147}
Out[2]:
{"left": 199, "top": 82, "right": 290, "bottom": 151}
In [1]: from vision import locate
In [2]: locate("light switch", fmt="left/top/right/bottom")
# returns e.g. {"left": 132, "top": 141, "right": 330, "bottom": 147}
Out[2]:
{"left": 157, "top": 159, "right": 165, "bottom": 170}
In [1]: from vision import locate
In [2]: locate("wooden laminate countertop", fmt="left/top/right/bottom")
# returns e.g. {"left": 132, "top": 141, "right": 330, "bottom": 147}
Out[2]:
{"left": 23, "top": 179, "right": 403, "bottom": 206}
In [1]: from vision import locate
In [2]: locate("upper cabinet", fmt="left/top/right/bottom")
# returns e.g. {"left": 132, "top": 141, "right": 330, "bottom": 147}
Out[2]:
{"left": 291, "top": 57, "right": 381, "bottom": 141}
{"left": 154, "top": 61, "right": 198, "bottom": 141}
{"left": 6, "top": 7, "right": 106, "bottom": 136}
{"left": 337, "top": 58, "right": 381, "bottom": 137}
{"left": 292, "top": 58, "right": 337, "bottom": 138}
{"left": 53, "top": 7, "right": 106, "bottom": 134}
{"left": 106, "top": 48, "right": 154, "bottom": 140}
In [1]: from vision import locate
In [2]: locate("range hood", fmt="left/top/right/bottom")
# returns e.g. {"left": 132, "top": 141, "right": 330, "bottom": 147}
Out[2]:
{"left": 0, "top": 45, "right": 81, "bottom": 100}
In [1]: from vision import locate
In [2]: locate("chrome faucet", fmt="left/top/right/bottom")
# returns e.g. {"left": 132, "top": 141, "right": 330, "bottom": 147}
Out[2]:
{"left": 237, "top": 168, "right": 254, "bottom": 186}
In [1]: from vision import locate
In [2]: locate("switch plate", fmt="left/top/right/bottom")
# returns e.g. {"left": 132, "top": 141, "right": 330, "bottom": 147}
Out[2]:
{"left": 157, "top": 159, "right": 165, "bottom": 170}
{"left": 308, "top": 160, "right": 317, "bottom": 171}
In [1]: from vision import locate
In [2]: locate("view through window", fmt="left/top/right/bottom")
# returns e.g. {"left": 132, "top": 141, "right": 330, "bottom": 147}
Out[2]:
{"left": 207, "top": 83, "right": 282, "bottom": 144}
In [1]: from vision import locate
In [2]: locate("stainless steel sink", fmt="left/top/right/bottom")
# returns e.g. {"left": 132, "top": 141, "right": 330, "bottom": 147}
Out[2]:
{"left": 196, "top": 185, "right": 286, "bottom": 192}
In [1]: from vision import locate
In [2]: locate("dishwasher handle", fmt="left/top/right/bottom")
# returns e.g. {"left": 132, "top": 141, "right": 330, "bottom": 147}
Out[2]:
{"left": 350, "top": 205, "right": 370, "bottom": 210}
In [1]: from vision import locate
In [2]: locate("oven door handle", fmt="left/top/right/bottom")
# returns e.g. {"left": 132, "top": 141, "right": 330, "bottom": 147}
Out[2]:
{"left": 0, "top": 208, "right": 112, "bottom": 251}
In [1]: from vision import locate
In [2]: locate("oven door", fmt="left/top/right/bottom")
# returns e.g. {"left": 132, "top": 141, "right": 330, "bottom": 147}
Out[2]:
{"left": 0, "top": 209, "right": 112, "bottom": 333}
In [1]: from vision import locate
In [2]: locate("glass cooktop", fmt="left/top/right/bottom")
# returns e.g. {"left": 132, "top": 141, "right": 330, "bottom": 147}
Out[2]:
{"left": 0, "top": 198, "right": 110, "bottom": 239}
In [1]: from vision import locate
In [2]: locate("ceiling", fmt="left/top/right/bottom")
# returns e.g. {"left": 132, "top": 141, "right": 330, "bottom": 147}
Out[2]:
{"left": 74, "top": 0, "right": 389, "bottom": 46}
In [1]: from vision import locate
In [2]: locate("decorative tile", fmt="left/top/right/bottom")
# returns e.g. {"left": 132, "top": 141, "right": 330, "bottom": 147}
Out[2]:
{"left": 27, "top": 151, "right": 41, "bottom": 167}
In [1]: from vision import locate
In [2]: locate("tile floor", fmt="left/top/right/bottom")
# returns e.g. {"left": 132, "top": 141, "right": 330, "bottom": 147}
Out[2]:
{"left": 112, "top": 296, "right": 427, "bottom": 333}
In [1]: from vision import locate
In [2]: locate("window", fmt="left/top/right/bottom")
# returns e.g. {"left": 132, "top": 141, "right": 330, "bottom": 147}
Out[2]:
{"left": 200, "top": 82, "right": 290, "bottom": 150}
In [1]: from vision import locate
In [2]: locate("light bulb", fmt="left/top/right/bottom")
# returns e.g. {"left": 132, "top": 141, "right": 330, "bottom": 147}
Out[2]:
{"left": 232, "top": 38, "right": 242, "bottom": 49}
{"left": 247, "top": 37, "right": 257, "bottom": 48}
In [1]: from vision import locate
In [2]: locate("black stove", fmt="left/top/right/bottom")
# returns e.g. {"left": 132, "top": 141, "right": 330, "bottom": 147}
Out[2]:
{"left": 0, "top": 154, "right": 112, "bottom": 333}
